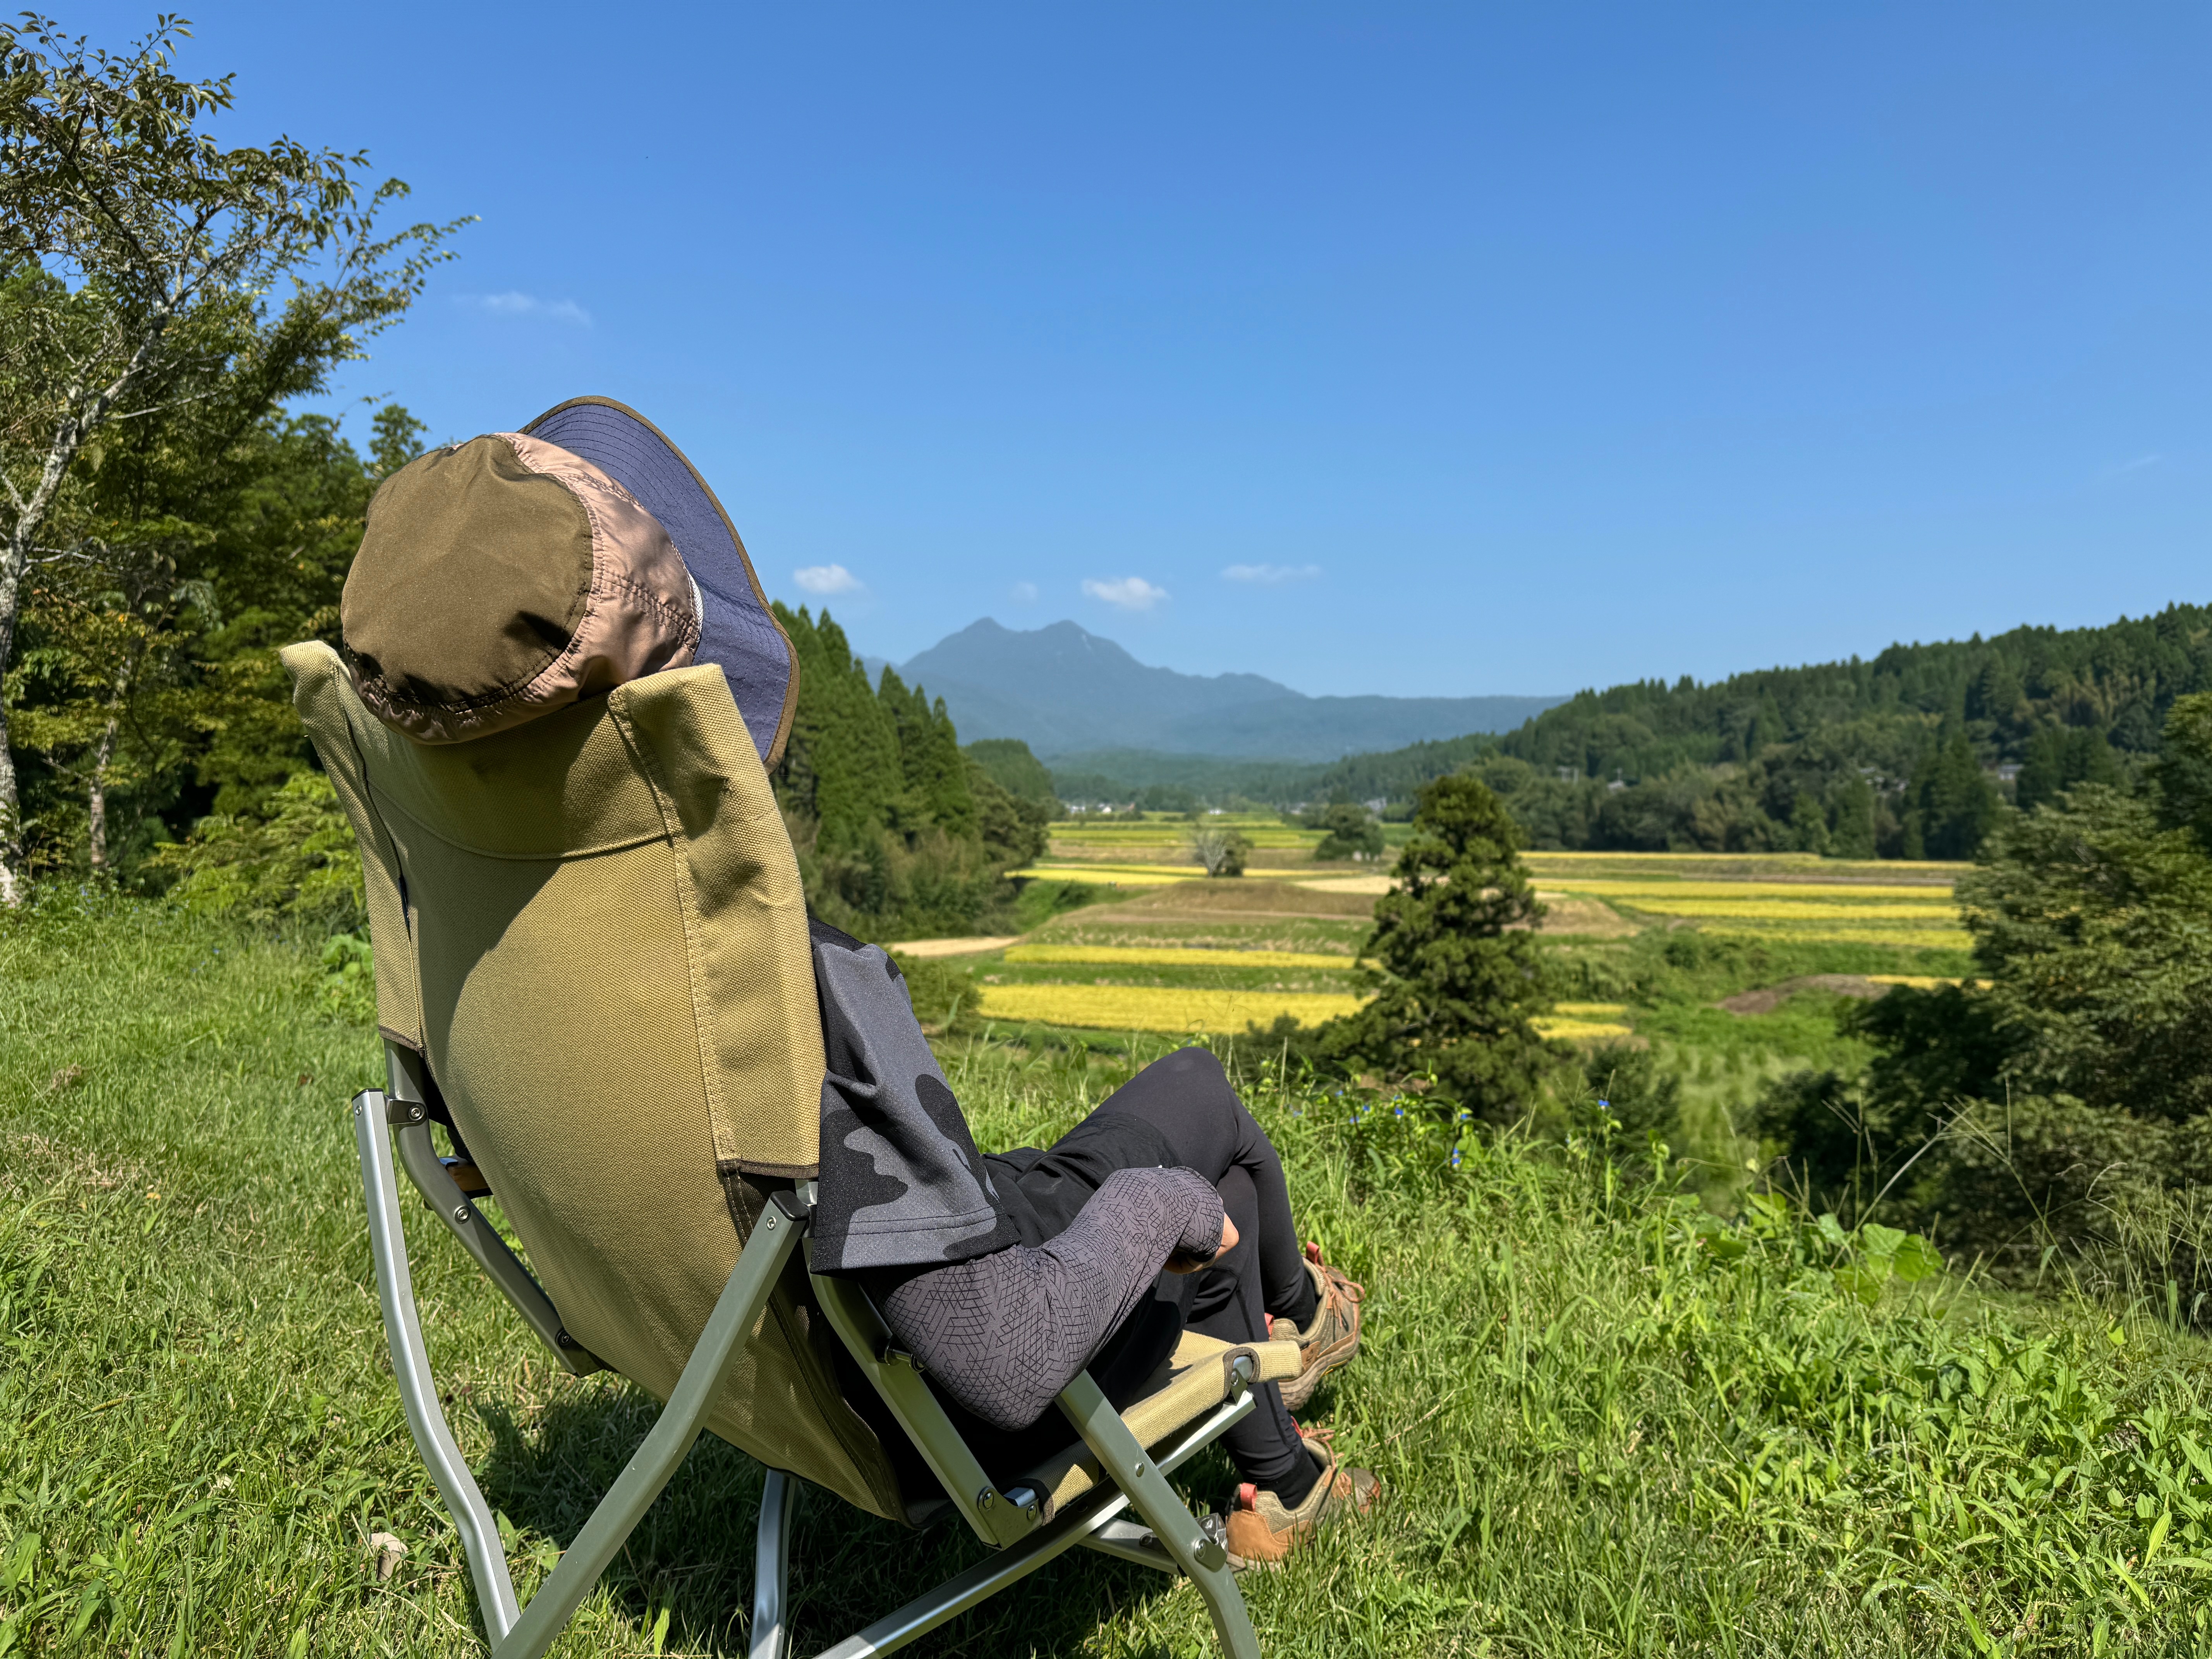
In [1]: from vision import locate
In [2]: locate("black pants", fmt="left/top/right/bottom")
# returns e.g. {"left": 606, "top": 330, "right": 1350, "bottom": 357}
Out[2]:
{"left": 982, "top": 1047, "right": 1319, "bottom": 1498}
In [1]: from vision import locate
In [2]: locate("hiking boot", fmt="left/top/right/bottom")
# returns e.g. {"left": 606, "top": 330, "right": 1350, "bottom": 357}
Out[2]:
{"left": 1221, "top": 1434, "right": 1382, "bottom": 1570}
{"left": 1269, "top": 1242, "right": 1364, "bottom": 1412}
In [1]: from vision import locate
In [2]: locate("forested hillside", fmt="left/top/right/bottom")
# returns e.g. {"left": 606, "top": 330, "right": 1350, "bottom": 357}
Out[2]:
{"left": 769, "top": 606, "right": 1049, "bottom": 938}
{"left": 1297, "top": 605, "right": 2212, "bottom": 859}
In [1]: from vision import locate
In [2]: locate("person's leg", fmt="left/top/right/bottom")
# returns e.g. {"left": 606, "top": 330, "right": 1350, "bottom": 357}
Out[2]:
{"left": 977, "top": 1048, "right": 1340, "bottom": 1508}
{"left": 1091, "top": 1048, "right": 1316, "bottom": 1328}
{"left": 1184, "top": 1164, "right": 1318, "bottom": 1507}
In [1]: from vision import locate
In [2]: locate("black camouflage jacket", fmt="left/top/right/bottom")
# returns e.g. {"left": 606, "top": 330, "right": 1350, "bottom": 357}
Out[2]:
{"left": 806, "top": 920, "right": 1024, "bottom": 1275}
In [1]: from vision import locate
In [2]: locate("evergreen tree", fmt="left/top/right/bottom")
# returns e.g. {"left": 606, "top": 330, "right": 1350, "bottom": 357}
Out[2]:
{"left": 769, "top": 604, "right": 1034, "bottom": 939}
{"left": 2152, "top": 692, "right": 2212, "bottom": 853}
{"left": 879, "top": 668, "right": 976, "bottom": 838}
{"left": 1321, "top": 774, "right": 1555, "bottom": 1120}
{"left": 1901, "top": 732, "right": 2000, "bottom": 859}
{"left": 774, "top": 606, "right": 900, "bottom": 853}
{"left": 2014, "top": 727, "right": 2066, "bottom": 814}
{"left": 2063, "top": 726, "right": 2124, "bottom": 793}
{"left": 1826, "top": 771, "right": 1878, "bottom": 858}
{"left": 1312, "top": 801, "right": 1385, "bottom": 860}
{"left": 965, "top": 737, "right": 1058, "bottom": 806}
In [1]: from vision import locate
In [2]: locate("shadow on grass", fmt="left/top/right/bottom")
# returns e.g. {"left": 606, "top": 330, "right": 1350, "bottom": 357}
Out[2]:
{"left": 469, "top": 1378, "right": 1207, "bottom": 1657}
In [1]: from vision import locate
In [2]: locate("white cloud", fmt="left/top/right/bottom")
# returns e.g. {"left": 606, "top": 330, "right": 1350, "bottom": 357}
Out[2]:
{"left": 1010, "top": 580, "right": 1040, "bottom": 604}
{"left": 468, "top": 291, "right": 592, "bottom": 326}
{"left": 793, "top": 563, "right": 864, "bottom": 596}
{"left": 1221, "top": 563, "right": 1321, "bottom": 585}
{"left": 1082, "top": 575, "right": 1170, "bottom": 612}
{"left": 2101, "top": 452, "right": 2163, "bottom": 479}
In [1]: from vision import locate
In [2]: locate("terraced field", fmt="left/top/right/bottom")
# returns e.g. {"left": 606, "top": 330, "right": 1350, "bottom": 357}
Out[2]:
{"left": 1523, "top": 852, "right": 1971, "bottom": 952}
{"left": 912, "top": 843, "right": 1973, "bottom": 1069}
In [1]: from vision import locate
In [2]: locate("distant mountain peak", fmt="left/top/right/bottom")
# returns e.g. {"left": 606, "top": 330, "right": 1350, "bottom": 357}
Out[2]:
{"left": 895, "top": 617, "right": 1563, "bottom": 762}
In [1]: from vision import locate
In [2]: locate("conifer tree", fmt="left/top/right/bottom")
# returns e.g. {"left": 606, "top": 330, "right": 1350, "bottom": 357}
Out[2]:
{"left": 1322, "top": 773, "right": 1555, "bottom": 1120}
{"left": 773, "top": 606, "right": 900, "bottom": 853}
{"left": 1901, "top": 732, "right": 2000, "bottom": 859}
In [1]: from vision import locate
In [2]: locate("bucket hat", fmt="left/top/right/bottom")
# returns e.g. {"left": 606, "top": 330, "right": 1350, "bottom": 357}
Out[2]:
{"left": 523, "top": 397, "right": 797, "bottom": 765}
{"left": 340, "top": 397, "right": 798, "bottom": 763}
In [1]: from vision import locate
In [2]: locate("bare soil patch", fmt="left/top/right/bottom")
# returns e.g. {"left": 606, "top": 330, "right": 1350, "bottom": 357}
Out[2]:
{"left": 1718, "top": 974, "right": 1889, "bottom": 1015}
{"left": 1113, "top": 879, "right": 1379, "bottom": 919}
{"left": 1532, "top": 895, "right": 1640, "bottom": 938}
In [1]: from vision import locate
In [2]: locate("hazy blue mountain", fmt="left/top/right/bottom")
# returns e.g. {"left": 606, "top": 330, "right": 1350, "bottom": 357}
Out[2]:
{"left": 894, "top": 618, "right": 1564, "bottom": 761}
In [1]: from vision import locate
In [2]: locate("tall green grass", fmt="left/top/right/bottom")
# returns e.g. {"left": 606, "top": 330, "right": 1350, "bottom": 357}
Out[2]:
{"left": 5, "top": 897, "right": 2212, "bottom": 1655}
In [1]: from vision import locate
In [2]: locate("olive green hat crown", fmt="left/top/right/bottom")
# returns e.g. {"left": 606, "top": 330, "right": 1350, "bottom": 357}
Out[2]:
{"left": 341, "top": 431, "right": 701, "bottom": 744}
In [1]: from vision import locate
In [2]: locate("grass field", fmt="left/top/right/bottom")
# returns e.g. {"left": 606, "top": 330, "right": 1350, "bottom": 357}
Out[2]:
{"left": 10, "top": 896, "right": 2212, "bottom": 1655}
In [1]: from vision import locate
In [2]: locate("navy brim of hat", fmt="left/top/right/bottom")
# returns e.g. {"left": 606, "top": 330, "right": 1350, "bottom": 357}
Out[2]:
{"left": 522, "top": 397, "right": 797, "bottom": 767}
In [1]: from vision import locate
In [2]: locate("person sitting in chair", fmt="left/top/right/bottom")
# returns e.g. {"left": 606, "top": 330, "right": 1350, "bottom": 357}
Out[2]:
{"left": 338, "top": 418, "right": 1380, "bottom": 1568}
{"left": 809, "top": 919, "right": 1380, "bottom": 1568}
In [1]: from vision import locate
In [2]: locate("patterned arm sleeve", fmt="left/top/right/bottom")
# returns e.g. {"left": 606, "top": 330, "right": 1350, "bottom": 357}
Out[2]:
{"left": 874, "top": 1166, "right": 1225, "bottom": 1432}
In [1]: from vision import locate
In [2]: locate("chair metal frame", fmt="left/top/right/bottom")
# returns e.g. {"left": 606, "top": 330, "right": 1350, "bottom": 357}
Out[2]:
{"left": 355, "top": 1042, "right": 1264, "bottom": 1659}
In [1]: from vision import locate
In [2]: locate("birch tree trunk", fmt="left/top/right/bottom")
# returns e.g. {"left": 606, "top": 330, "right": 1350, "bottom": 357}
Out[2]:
{"left": 0, "top": 527, "right": 29, "bottom": 905}
{"left": 86, "top": 714, "right": 120, "bottom": 872}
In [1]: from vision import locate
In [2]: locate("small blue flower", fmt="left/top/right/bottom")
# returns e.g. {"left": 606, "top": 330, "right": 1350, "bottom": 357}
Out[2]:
{"left": 1597, "top": 1099, "right": 1610, "bottom": 1109}
{"left": 1393, "top": 1105, "right": 1405, "bottom": 1119}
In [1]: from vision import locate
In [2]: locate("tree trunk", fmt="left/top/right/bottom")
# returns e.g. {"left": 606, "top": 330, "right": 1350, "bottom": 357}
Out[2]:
{"left": 86, "top": 714, "right": 120, "bottom": 872}
{"left": 0, "top": 528, "right": 25, "bottom": 906}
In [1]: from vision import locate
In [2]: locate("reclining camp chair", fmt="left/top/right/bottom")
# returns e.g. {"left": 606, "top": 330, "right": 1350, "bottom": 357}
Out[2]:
{"left": 285, "top": 628, "right": 1298, "bottom": 1657}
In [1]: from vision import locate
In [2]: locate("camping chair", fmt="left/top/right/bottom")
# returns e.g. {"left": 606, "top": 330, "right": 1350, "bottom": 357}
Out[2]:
{"left": 285, "top": 641, "right": 1296, "bottom": 1659}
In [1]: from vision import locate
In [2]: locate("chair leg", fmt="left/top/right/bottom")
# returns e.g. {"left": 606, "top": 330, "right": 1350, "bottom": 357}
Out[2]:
{"left": 749, "top": 1470, "right": 796, "bottom": 1659}
{"left": 1056, "top": 1373, "right": 1263, "bottom": 1659}
{"left": 356, "top": 1089, "right": 523, "bottom": 1642}
{"left": 354, "top": 1088, "right": 805, "bottom": 1659}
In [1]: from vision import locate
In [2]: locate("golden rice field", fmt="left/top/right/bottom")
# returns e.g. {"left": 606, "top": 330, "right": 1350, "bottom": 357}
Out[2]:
{"left": 1008, "top": 865, "right": 1192, "bottom": 887}
{"left": 974, "top": 979, "right": 1641, "bottom": 1042}
{"left": 1536, "top": 880, "right": 1952, "bottom": 900}
{"left": 974, "top": 984, "right": 1367, "bottom": 1034}
{"left": 1522, "top": 850, "right": 1970, "bottom": 875}
{"left": 1003, "top": 944, "right": 1353, "bottom": 970}
{"left": 1536, "top": 1001, "right": 1636, "bottom": 1042}
{"left": 1697, "top": 924, "right": 1972, "bottom": 949}
{"left": 985, "top": 850, "right": 1974, "bottom": 1042}
{"left": 1588, "top": 897, "right": 1954, "bottom": 920}
{"left": 1533, "top": 1020, "right": 1637, "bottom": 1041}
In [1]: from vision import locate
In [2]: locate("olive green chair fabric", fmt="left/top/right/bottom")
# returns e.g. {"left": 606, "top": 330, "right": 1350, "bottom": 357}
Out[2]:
{"left": 283, "top": 641, "right": 906, "bottom": 1522}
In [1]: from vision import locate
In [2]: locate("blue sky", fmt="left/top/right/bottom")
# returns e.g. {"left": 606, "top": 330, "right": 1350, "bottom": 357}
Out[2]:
{"left": 65, "top": 2, "right": 2212, "bottom": 697}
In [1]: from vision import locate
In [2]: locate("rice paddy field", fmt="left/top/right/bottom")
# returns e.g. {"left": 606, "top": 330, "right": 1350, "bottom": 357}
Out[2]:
{"left": 926, "top": 835, "right": 1978, "bottom": 1187}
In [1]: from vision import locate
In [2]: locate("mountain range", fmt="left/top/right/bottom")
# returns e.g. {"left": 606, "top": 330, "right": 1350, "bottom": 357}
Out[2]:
{"left": 881, "top": 619, "right": 1565, "bottom": 762}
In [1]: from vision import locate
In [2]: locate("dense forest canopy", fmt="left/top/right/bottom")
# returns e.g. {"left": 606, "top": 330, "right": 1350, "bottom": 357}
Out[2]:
{"left": 1263, "top": 605, "right": 2212, "bottom": 859}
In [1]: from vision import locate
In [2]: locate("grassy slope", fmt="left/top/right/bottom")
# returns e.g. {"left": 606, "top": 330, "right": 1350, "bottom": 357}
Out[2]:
{"left": 8, "top": 901, "right": 2212, "bottom": 1655}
